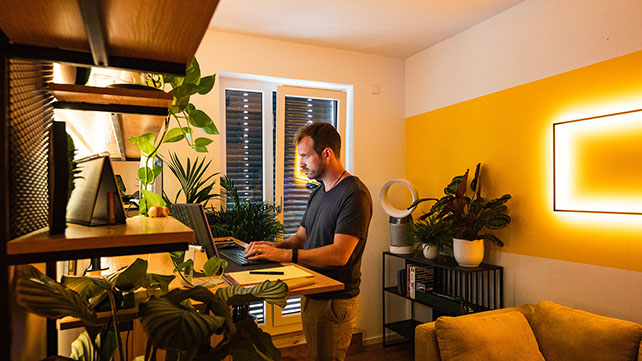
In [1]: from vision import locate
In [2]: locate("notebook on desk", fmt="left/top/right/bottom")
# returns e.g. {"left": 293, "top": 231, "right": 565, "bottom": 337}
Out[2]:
{"left": 169, "top": 203, "right": 278, "bottom": 267}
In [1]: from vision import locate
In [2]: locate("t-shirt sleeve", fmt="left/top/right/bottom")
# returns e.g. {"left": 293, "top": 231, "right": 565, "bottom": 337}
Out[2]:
{"left": 334, "top": 189, "right": 372, "bottom": 239}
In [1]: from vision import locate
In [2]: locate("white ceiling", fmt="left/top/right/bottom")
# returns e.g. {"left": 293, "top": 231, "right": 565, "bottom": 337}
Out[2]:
{"left": 210, "top": 0, "right": 526, "bottom": 58}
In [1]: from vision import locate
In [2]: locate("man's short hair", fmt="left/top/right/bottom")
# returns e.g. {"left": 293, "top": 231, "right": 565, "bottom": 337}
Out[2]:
{"left": 295, "top": 122, "right": 341, "bottom": 159}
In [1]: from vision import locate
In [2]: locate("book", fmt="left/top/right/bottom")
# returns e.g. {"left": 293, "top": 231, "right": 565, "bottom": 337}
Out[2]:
{"left": 225, "top": 265, "right": 313, "bottom": 286}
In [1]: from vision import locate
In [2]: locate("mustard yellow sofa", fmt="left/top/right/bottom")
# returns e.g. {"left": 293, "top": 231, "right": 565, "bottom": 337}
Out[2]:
{"left": 415, "top": 301, "right": 642, "bottom": 361}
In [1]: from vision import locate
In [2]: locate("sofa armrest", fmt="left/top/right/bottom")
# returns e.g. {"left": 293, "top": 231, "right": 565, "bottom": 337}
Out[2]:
{"left": 414, "top": 305, "right": 536, "bottom": 361}
{"left": 416, "top": 321, "right": 441, "bottom": 361}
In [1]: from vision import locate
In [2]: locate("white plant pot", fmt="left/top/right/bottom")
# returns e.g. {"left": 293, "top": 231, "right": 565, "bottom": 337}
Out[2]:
{"left": 422, "top": 244, "right": 439, "bottom": 259}
{"left": 453, "top": 238, "right": 484, "bottom": 267}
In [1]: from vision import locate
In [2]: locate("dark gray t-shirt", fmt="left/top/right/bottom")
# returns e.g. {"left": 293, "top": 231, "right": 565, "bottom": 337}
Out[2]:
{"left": 300, "top": 176, "right": 372, "bottom": 299}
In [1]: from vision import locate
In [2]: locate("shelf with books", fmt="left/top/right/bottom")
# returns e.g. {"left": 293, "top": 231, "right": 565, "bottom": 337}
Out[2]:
{"left": 382, "top": 252, "right": 503, "bottom": 346}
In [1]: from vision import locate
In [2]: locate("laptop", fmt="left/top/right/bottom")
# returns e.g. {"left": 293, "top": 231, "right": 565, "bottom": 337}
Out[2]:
{"left": 169, "top": 203, "right": 275, "bottom": 266}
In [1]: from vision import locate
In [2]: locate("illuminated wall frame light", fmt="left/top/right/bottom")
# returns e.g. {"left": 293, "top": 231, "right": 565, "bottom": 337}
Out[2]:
{"left": 554, "top": 108, "right": 642, "bottom": 215}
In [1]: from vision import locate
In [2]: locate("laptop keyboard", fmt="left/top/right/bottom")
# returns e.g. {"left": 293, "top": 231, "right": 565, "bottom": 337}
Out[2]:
{"left": 218, "top": 245, "right": 270, "bottom": 266}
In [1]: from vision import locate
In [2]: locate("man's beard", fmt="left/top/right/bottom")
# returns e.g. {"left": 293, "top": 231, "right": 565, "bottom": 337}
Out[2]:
{"left": 306, "top": 161, "right": 326, "bottom": 180}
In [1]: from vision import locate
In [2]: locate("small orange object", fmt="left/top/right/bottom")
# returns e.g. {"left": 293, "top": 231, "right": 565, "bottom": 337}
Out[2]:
{"left": 149, "top": 206, "right": 169, "bottom": 218}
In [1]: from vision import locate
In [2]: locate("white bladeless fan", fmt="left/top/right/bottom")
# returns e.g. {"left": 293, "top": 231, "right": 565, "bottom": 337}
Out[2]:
{"left": 379, "top": 179, "right": 418, "bottom": 254}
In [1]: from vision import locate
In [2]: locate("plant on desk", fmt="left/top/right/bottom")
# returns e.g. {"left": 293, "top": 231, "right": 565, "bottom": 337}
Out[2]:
{"left": 128, "top": 58, "right": 219, "bottom": 216}
{"left": 14, "top": 258, "right": 288, "bottom": 361}
{"left": 206, "top": 176, "right": 284, "bottom": 244}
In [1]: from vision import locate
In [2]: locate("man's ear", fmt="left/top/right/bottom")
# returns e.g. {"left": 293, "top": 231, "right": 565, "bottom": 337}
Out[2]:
{"left": 324, "top": 147, "right": 334, "bottom": 161}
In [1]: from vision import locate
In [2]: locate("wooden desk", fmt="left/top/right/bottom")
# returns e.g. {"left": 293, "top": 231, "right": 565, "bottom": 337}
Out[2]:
{"left": 60, "top": 254, "right": 343, "bottom": 330}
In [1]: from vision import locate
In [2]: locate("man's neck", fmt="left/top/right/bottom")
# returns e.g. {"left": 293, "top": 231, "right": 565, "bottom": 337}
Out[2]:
{"left": 321, "top": 166, "right": 348, "bottom": 191}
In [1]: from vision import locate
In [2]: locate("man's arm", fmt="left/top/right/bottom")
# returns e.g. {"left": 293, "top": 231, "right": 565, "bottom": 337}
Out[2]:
{"left": 244, "top": 226, "right": 306, "bottom": 257}
{"left": 247, "top": 232, "right": 359, "bottom": 268}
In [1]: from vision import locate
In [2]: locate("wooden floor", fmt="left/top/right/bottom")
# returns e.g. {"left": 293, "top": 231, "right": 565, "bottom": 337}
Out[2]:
{"left": 282, "top": 341, "right": 414, "bottom": 361}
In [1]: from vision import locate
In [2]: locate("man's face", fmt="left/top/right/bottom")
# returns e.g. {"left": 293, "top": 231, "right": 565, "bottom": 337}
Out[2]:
{"left": 298, "top": 136, "right": 326, "bottom": 180}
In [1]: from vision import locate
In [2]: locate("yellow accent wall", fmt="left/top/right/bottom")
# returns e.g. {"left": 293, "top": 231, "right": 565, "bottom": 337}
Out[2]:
{"left": 406, "top": 49, "right": 642, "bottom": 272}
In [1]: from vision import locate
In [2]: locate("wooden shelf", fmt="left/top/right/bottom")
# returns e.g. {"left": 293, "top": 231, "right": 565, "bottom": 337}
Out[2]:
{"left": 49, "top": 83, "right": 173, "bottom": 108}
{"left": 0, "top": 0, "right": 219, "bottom": 67}
{"left": 49, "top": 83, "right": 172, "bottom": 160}
{"left": 7, "top": 216, "right": 193, "bottom": 265}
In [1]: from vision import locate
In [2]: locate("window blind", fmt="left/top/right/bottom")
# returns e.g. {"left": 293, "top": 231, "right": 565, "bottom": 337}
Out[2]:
{"left": 225, "top": 90, "right": 263, "bottom": 203}
{"left": 277, "top": 96, "right": 338, "bottom": 237}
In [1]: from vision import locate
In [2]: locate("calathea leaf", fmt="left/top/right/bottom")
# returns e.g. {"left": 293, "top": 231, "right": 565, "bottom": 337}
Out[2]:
{"left": 143, "top": 273, "right": 175, "bottom": 293}
{"left": 14, "top": 265, "right": 98, "bottom": 326}
{"left": 484, "top": 194, "right": 511, "bottom": 209}
{"left": 106, "top": 258, "right": 148, "bottom": 291}
{"left": 480, "top": 233, "right": 504, "bottom": 247}
{"left": 215, "top": 280, "right": 289, "bottom": 308}
{"left": 70, "top": 330, "right": 117, "bottom": 361}
{"left": 470, "top": 163, "right": 481, "bottom": 194}
{"left": 138, "top": 296, "right": 225, "bottom": 351}
{"left": 61, "top": 275, "right": 109, "bottom": 303}
{"left": 444, "top": 175, "right": 464, "bottom": 195}
{"left": 486, "top": 214, "right": 511, "bottom": 229}
{"left": 228, "top": 318, "right": 281, "bottom": 361}
{"left": 161, "top": 286, "right": 235, "bottom": 336}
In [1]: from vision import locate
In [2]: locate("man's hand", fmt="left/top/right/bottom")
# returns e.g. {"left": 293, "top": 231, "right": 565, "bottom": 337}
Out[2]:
{"left": 245, "top": 241, "right": 290, "bottom": 263}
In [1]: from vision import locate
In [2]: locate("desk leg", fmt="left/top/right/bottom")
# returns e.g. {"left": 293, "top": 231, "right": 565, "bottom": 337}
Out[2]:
{"left": 382, "top": 253, "right": 386, "bottom": 347}
{"left": 46, "top": 261, "right": 58, "bottom": 356}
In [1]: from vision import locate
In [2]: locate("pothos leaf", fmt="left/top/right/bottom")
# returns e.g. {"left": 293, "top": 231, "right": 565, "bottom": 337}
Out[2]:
{"left": 144, "top": 273, "right": 176, "bottom": 293}
{"left": 202, "top": 257, "right": 227, "bottom": 277}
{"left": 141, "top": 189, "right": 166, "bottom": 207}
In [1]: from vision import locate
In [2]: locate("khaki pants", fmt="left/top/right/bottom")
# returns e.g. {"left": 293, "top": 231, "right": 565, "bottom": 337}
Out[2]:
{"left": 301, "top": 295, "right": 360, "bottom": 361}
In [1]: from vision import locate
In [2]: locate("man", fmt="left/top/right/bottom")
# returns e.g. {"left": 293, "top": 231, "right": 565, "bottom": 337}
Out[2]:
{"left": 245, "top": 122, "right": 372, "bottom": 361}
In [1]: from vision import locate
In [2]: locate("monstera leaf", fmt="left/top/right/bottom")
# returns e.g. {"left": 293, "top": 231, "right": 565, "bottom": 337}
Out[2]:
{"left": 215, "top": 280, "right": 288, "bottom": 308}
{"left": 138, "top": 296, "right": 225, "bottom": 351}
{"left": 14, "top": 265, "right": 98, "bottom": 326}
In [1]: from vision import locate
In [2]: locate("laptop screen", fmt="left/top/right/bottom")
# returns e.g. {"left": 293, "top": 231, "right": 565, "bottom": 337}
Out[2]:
{"left": 169, "top": 203, "right": 220, "bottom": 259}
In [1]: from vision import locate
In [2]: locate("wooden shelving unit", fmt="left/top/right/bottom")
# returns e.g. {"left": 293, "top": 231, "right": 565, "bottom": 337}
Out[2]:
{"left": 49, "top": 83, "right": 173, "bottom": 160}
{"left": 7, "top": 216, "right": 193, "bottom": 265}
{"left": 0, "top": 0, "right": 220, "bottom": 73}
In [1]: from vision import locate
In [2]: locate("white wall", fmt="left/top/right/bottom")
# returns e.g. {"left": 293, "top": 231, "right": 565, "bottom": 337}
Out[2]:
{"left": 405, "top": 0, "right": 642, "bottom": 323}
{"left": 170, "top": 30, "right": 406, "bottom": 342}
{"left": 405, "top": 0, "right": 642, "bottom": 116}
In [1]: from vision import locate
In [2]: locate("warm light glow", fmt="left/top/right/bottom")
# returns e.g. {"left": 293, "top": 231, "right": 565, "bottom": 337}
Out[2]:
{"left": 554, "top": 109, "right": 642, "bottom": 214}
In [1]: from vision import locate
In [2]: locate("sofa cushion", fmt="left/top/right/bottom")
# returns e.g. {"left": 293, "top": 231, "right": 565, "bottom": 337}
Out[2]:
{"left": 435, "top": 311, "right": 545, "bottom": 361}
{"left": 531, "top": 300, "right": 642, "bottom": 361}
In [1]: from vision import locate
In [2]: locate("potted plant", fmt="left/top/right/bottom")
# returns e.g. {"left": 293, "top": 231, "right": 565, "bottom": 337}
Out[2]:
{"left": 411, "top": 163, "right": 511, "bottom": 267}
{"left": 128, "top": 58, "right": 219, "bottom": 216}
{"left": 14, "top": 257, "right": 288, "bottom": 360}
{"left": 206, "top": 176, "right": 284, "bottom": 244}
{"left": 409, "top": 214, "right": 452, "bottom": 259}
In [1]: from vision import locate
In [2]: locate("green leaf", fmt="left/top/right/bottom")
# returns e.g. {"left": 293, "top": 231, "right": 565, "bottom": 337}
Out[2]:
{"left": 228, "top": 318, "right": 281, "bottom": 361}
{"left": 203, "top": 122, "right": 219, "bottom": 135}
{"left": 70, "top": 330, "right": 117, "bottom": 361}
{"left": 163, "top": 74, "right": 183, "bottom": 88}
{"left": 193, "top": 145, "right": 208, "bottom": 153}
{"left": 141, "top": 189, "right": 166, "bottom": 207}
{"left": 444, "top": 175, "right": 464, "bottom": 195}
{"left": 480, "top": 233, "right": 504, "bottom": 247}
{"left": 106, "top": 258, "right": 149, "bottom": 291}
{"left": 184, "top": 58, "right": 201, "bottom": 85}
{"left": 144, "top": 273, "right": 176, "bottom": 293}
{"left": 185, "top": 103, "right": 196, "bottom": 114}
{"left": 486, "top": 214, "right": 511, "bottom": 230}
{"left": 188, "top": 109, "right": 212, "bottom": 128}
{"left": 138, "top": 167, "right": 155, "bottom": 185}
{"left": 173, "top": 259, "right": 194, "bottom": 274}
{"left": 164, "top": 127, "right": 186, "bottom": 143}
{"left": 215, "top": 280, "right": 289, "bottom": 308}
{"left": 484, "top": 194, "right": 512, "bottom": 209}
{"left": 202, "top": 257, "right": 227, "bottom": 277}
{"left": 171, "top": 84, "right": 199, "bottom": 105}
{"left": 194, "top": 137, "right": 213, "bottom": 147}
{"left": 138, "top": 296, "right": 225, "bottom": 351}
{"left": 153, "top": 165, "right": 163, "bottom": 178}
{"left": 60, "top": 275, "right": 109, "bottom": 303}
{"left": 197, "top": 75, "right": 216, "bottom": 95}
{"left": 161, "top": 286, "right": 236, "bottom": 335}
{"left": 14, "top": 265, "right": 98, "bottom": 326}
{"left": 129, "top": 133, "right": 156, "bottom": 156}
